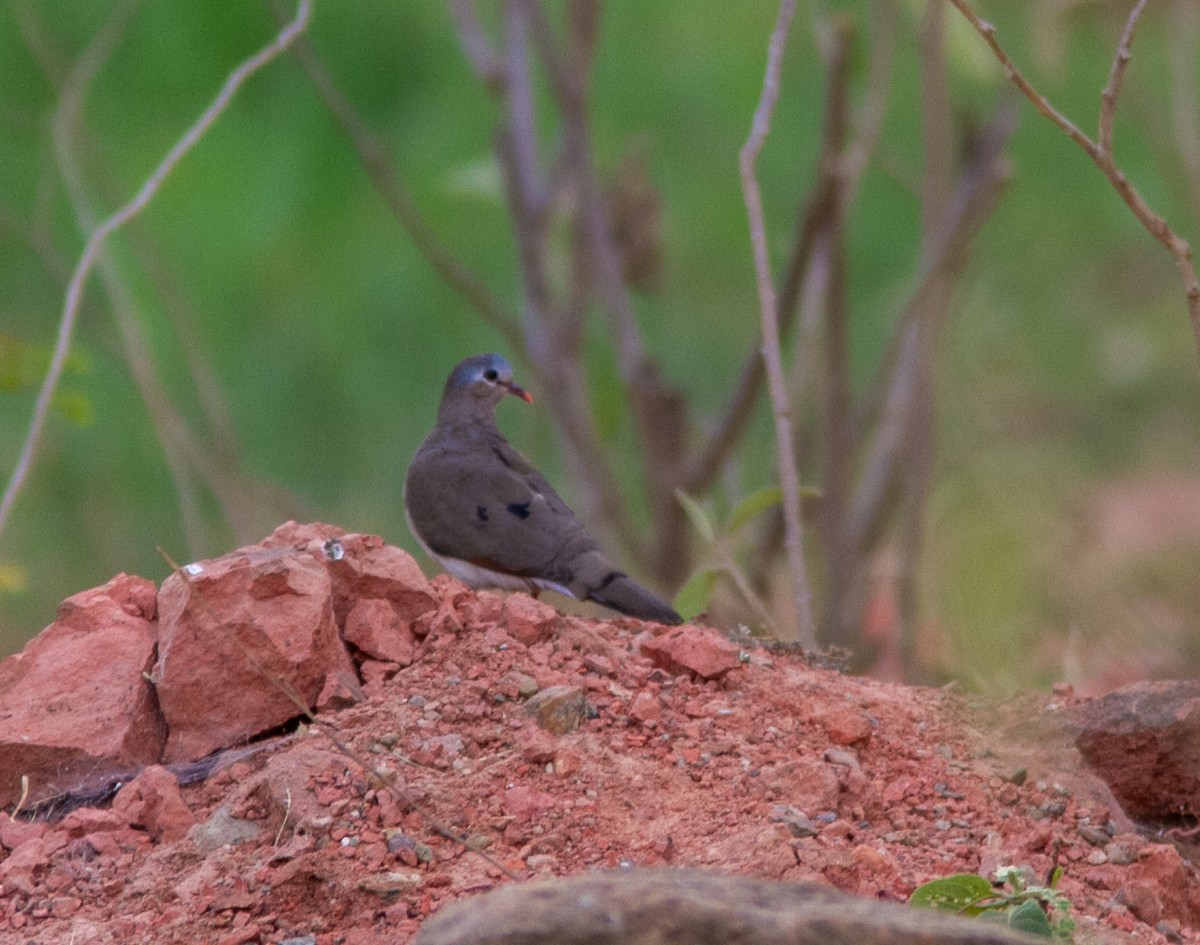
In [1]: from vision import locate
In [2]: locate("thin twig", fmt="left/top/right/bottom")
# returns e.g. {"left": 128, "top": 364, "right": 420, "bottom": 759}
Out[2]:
{"left": 0, "top": 0, "right": 313, "bottom": 546}
{"left": 526, "top": 2, "right": 686, "bottom": 579}
{"left": 23, "top": 0, "right": 271, "bottom": 552}
{"left": 891, "top": 0, "right": 954, "bottom": 669}
{"left": 948, "top": 0, "right": 1200, "bottom": 364}
{"left": 446, "top": 0, "right": 505, "bottom": 89}
{"left": 815, "top": 20, "right": 857, "bottom": 650}
{"left": 50, "top": 0, "right": 211, "bottom": 556}
{"left": 450, "top": 0, "right": 644, "bottom": 563}
{"left": 740, "top": 0, "right": 817, "bottom": 645}
{"left": 270, "top": 0, "right": 524, "bottom": 352}
{"left": 1099, "top": 0, "right": 1149, "bottom": 157}
{"left": 686, "top": 2, "right": 896, "bottom": 498}
{"left": 848, "top": 109, "right": 1015, "bottom": 558}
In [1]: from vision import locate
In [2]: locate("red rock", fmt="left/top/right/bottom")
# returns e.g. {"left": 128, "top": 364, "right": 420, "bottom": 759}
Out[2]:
{"left": 48, "top": 896, "right": 81, "bottom": 918}
{"left": 639, "top": 626, "right": 742, "bottom": 680}
{"left": 260, "top": 520, "right": 347, "bottom": 549}
{"left": 343, "top": 598, "right": 417, "bottom": 665}
{"left": 500, "top": 595, "right": 561, "bottom": 646}
{"left": 504, "top": 785, "right": 556, "bottom": 821}
{"left": 155, "top": 546, "right": 355, "bottom": 762}
{"left": 757, "top": 758, "right": 840, "bottom": 812}
{"left": 0, "top": 836, "right": 51, "bottom": 894}
{"left": 215, "top": 927, "right": 261, "bottom": 945}
{"left": 814, "top": 706, "right": 873, "bottom": 746}
{"left": 1124, "top": 845, "right": 1196, "bottom": 925}
{"left": 60, "top": 808, "right": 126, "bottom": 836}
{"left": 316, "top": 669, "right": 366, "bottom": 710}
{"left": 359, "top": 660, "right": 400, "bottom": 690}
{"left": 0, "top": 574, "right": 165, "bottom": 809}
{"left": 518, "top": 728, "right": 557, "bottom": 765}
{"left": 1073, "top": 680, "right": 1200, "bottom": 823}
{"left": 318, "top": 530, "right": 438, "bottom": 622}
{"left": 112, "top": 765, "right": 196, "bottom": 843}
{"left": 629, "top": 691, "right": 661, "bottom": 725}
{"left": 0, "top": 814, "right": 45, "bottom": 851}
{"left": 552, "top": 748, "right": 582, "bottom": 779}
{"left": 1117, "top": 880, "right": 1162, "bottom": 926}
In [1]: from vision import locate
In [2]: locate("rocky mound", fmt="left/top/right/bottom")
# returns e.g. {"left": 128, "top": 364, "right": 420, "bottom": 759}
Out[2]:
{"left": 0, "top": 523, "right": 1196, "bottom": 944}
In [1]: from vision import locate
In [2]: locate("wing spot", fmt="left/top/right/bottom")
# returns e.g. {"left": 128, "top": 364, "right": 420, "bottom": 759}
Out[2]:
{"left": 476, "top": 506, "right": 489, "bottom": 521}
{"left": 506, "top": 502, "right": 531, "bottom": 520}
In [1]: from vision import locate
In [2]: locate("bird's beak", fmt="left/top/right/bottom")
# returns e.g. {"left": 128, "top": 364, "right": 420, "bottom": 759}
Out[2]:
{"left": 504, "top": 381, "right": 534, "bottom": 404}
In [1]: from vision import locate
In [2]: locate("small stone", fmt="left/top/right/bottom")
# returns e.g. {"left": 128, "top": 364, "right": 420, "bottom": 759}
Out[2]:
{"left": 629, "top": 692, "right": 661, "bottom": 725}
{"left": 639, "top": 626, "right": 742, "bottom": 680}
{"left": 768, "top": 804, "right": 818, "bottom": 838}
{"left": 1105, "top": 841, "right": 1140, "bottom": 865}
{"left": 1005, "top": 768, "right": 1028, "bottom": 786}
{"left": 358, "top": 871, "right": 423, "bottom": 895}
{"left": 525, "top": 853, "right": 559, "bottom": 871}
{"left": 504, "top": 785, "right": 556, "bottom": 821}
{"left": 48, "top": 897, "right": 81, "bottom": 918}
{"left": 524, "top": 686, "right": 588, "bottom": 735}
{"left": 1117, "top": 880, "right": 1161, "bottom": 926}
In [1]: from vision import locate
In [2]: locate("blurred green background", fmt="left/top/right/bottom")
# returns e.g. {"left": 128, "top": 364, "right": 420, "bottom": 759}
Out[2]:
{"left": 2, "top": 1, "right": 1198, "bottom": 691}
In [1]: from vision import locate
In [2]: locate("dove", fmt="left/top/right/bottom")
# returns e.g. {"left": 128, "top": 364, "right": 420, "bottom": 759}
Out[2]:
{"left": 404, "top": 353, "right": 682, "bottom": 624}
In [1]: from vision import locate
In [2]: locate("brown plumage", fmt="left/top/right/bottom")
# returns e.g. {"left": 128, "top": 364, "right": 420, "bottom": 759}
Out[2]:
{"left": 404, "top": 353, "right": 681, "bottom": 624}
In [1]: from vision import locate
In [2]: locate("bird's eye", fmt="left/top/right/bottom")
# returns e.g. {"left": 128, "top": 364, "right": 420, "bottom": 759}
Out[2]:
{"left": 483, "top": 369, "right": 499, "bottom": 382}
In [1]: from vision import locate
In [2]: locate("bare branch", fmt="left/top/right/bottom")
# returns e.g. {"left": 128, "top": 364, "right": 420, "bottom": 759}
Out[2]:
{"left": 948, "top": 0, "right": 1200, "bottom": 363}
{"left": 0, "top": 0, "right": 312, "bottom": 546}
{"left": 848, "top": 109, "right": 1015, "bottom": 558}
{"left": 1099, "top": 0, "right": 1149, "bottom": 157}
{"left": 815, "top": 20, "right": 857, "bottom": 650}
{"left": 450, "top": 0, "right": 647, "bottom": 565}
{"left": 686, "top": 3, "right": 895, "bottom": 496}
{"left": 270, "top": 0, "right": 524, "bottom": 353}
{"left": 446, "top": 0, "right": 505, "bottom": 90}
{"left": 740, "top": 0, "right": 817, "bottom": 645}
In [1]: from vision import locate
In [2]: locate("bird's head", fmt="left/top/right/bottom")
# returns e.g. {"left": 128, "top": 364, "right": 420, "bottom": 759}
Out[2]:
{"left": 442, "top": 353, "right": 533, "bottom": 418}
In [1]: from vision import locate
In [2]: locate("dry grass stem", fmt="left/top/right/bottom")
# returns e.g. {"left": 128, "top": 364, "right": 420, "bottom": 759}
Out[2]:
{"left": 739, "top": 0, "right": 817, "bottom": 646}
{"left": 948, "top": 0, "right": 1200, "bottom": 363}
{"left": 0, "top": 0, "right": 313, "bottom": 546}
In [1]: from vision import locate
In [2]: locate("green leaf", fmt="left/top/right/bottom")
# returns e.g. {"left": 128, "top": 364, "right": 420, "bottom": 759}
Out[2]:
{"left": 673, "top": 567, "right": 719, "bottom": 620}
{"left": 725, "top": 486, "right": 781, "bottom": 533}
{"left": 1007, "top": 899, "right": 1054, "bottom": 938}
{"left": 675, "top": 490, "right": 715, "bottom": 544}
{"left": 52, "top": 389, "right": 93, "bottom": 426}
{"left": 909, "top": 874, "right": 995, "bottom": 912}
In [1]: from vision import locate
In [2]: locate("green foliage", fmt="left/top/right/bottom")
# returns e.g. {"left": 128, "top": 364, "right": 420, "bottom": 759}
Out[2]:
{"left": 910, "top": 866, "right": 1075, "bottom": 941}
{"left": 672, "top": 566, "right": 720, "bottom": 622}
{"left": 0, "top": 336, "right": 92, "bottom": 426}
{"left": 673, "top": 485, "right": 818, "bottom": 623}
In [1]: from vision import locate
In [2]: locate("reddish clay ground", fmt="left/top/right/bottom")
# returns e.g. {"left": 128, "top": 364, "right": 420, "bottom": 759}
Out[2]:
{"left": 1, "top": 575, "right": 1197, "bottom": 944}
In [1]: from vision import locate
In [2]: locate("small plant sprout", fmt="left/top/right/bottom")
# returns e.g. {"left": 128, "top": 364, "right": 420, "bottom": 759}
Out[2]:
{"left": 909, "top": 864, "right": 1075, "bottom": 941}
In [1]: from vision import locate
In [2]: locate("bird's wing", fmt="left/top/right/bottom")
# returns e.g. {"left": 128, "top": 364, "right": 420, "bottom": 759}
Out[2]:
{"left": 405, "top": 435, "right": 598, "bottom": 586}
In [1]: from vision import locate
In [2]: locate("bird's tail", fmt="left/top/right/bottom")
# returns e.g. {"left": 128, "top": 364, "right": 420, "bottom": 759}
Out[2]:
{"left": 588, "top": 573, "right": 682, "bottom": 625}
